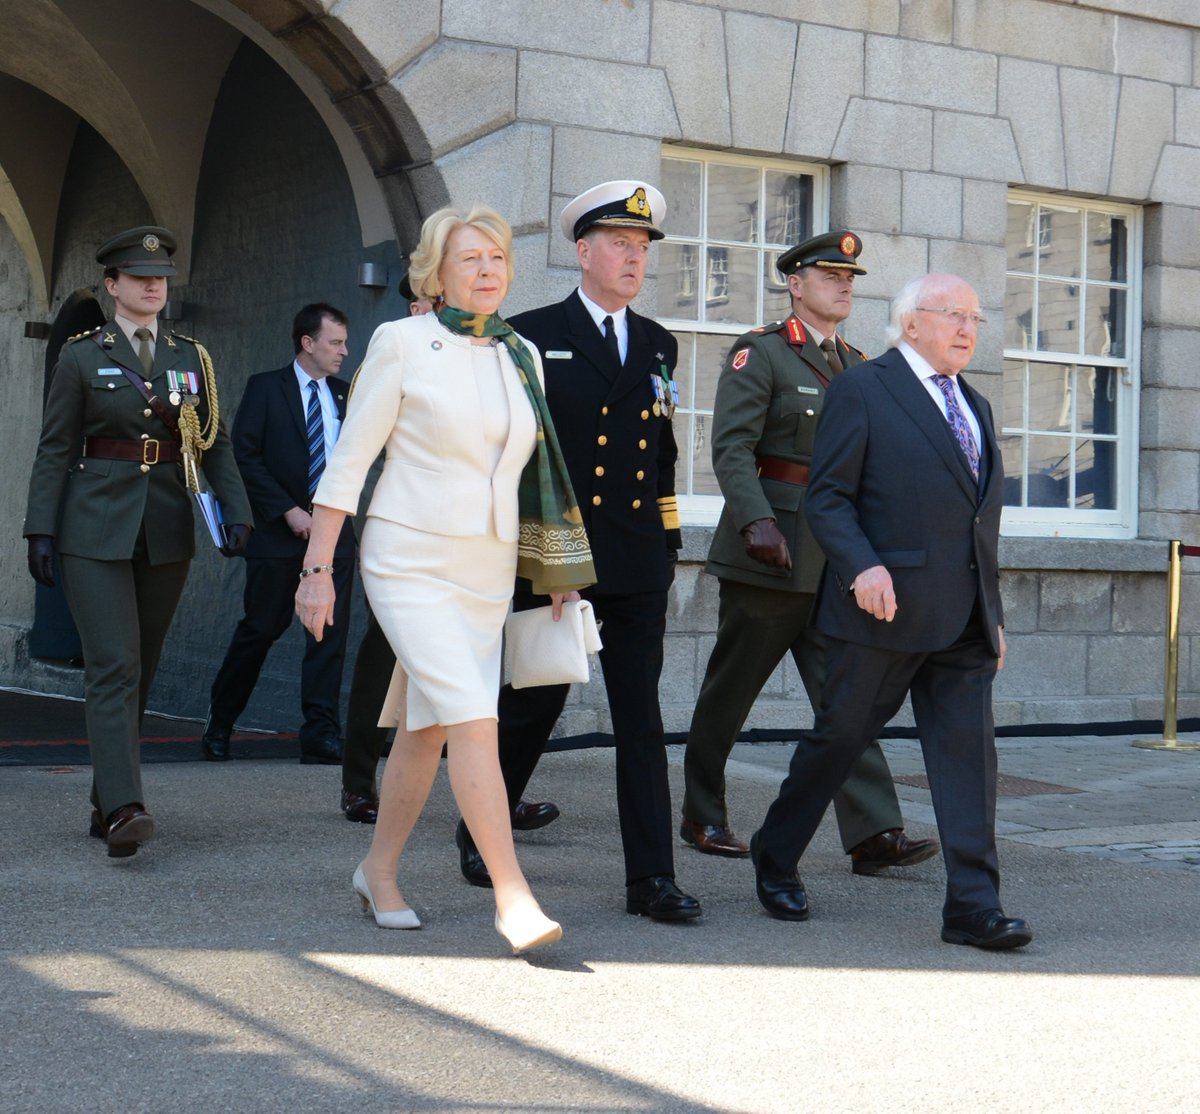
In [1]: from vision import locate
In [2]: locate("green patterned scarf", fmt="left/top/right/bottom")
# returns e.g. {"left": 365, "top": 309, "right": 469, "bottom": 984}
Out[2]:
{"left": 436, "top": 305, "right": 595, "bottom": 594}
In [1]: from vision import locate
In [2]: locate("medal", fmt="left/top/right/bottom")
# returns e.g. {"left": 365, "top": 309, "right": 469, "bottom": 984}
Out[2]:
{"left": 169, "top": 390, "right": 181, "bottom": 407}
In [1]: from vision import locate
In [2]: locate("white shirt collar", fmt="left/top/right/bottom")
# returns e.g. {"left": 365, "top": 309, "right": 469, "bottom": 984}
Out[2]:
{"left": 577, "top": 287, "right": 627, "bottom": 335}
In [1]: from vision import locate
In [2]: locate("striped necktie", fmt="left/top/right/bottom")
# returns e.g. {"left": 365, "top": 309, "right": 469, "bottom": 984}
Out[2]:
{"left": 306, "top": 380, "right": 325, "bottom": 499}
{"left": 933, "top": 374, "right": 980, "bottom": 482}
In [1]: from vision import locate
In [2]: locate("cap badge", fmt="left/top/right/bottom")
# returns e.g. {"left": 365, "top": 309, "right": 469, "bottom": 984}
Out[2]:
{"left": 142, "top": 234, "right": 160, "bottom": 253}
{"left": 839, "top": 233, "right": 857, "bottom": 257}
{"left": 625, "top": 188, "right": 652, "bottom": 220}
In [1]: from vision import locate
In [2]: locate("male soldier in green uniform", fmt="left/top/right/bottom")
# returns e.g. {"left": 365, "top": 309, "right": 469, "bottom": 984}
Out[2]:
{"left": 680, "top": 230, "right": 939, "bottom": 887}
{"left": 24, "top": 225, "right": 252, "bottom": 858}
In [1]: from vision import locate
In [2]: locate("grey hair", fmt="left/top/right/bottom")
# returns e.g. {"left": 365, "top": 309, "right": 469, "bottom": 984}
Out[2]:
{"left": 884, "top": 275, "right": 929, "bottom": 348}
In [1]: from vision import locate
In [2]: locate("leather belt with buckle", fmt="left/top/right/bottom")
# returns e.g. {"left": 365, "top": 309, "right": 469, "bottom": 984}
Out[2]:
{"left": 755, "top": 455, "right": 810, "bottom": 486}
{"left": 84, "top": 437, "right": 181, "bottom": 464}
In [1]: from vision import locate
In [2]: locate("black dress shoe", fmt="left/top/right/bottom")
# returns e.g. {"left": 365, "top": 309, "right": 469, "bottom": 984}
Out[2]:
{"left": 300, "top": 737, "right": 344, "bottom": 765}
{"left": 454, "top": 820, "right": 492, "bottom": 888}
{"left": 850, "top": 828, "right": 940, "bottom": 875}
{"left": 750, "top": 831, "right": 809, "bottom": 921}
{"left": 341, "top": 790, "right": 379, "bottom": 824}
{"left": 942, "top": 909, "right": 1032, "bottom": 950}
{"left": 511, "top": 799, "right": 560, "bottom": 831}
{"left": 201, "top": 711, "right": 231, "bottom": 762}
{"left": 103, "top": 803, "right": 155, "bottom": 858}
{"left": 625, "top": 875, "right": 702, "bottom": 921}
{"left": 680, "top": 818, "right": 750, "bottom": 857}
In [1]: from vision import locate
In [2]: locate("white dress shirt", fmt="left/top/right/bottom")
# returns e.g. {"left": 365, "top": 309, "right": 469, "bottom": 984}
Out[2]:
{"left": 897, "top": 341, "right": 982, "bottom": 451}
{"left": 577, "top": 287, "right": 629, "bottom": 364}
{"left": 294, "top": 361, "right": 341, "bottom": 459}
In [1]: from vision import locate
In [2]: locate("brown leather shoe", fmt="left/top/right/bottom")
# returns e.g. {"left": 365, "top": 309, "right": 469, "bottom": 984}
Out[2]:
{"left": 104, "top": 804, "right": 155, "bottom": 858}
{"left": 850, "top": 828, "right": 939, "bottom": 875}
{"left": 680, "top": 818, "right": 750, "bottom": 858}
{"left": 341, "top": 790, "right": 379, "bottom": 824}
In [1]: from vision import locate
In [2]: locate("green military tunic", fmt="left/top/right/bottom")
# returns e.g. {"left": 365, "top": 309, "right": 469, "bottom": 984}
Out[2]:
{"left": 24, "top": 319, "right": 250, "bottom": 819}
{"left": 705, "top": 314, "right": 865, "bottom": 594}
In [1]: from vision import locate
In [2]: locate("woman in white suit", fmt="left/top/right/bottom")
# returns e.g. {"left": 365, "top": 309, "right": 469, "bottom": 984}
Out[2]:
{"left": 295, "top": 206, "right": 594, "bottom": 953}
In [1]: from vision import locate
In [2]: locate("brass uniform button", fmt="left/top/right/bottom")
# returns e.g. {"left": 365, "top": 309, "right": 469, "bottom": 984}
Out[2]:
{"left": 598, "top": 435, "right": 608, "bottom": 445}
{"left": 632, "top": 499, "right": 641, "bottom": 509}
{"left": 140, "top": 433, "right": 150, "bottom": 440}
{"left": 592, "top": 495, "right": 602, "bottom": 506}
{"left": 143, "top": 408, "right": 152, "bottom": 417}
{"left": 601, "top": 406, "right": 609, "bottom": 415}
{"left": 640, "top": 409, "right": 649, "bottom": 420}
{"left": 636, "top": 470, "right": 644, "bottom": 480}
{"left": 595, "top": 466, "right": 604, "bottom": 476}
{"left": 107, "top": 383, "right": 115, "bottom": 390}
{"left": 140, "top": 464, "right": 150, "bottom": 474}
{"left": 638, "top": 439, "right": 647, "bottom": 450}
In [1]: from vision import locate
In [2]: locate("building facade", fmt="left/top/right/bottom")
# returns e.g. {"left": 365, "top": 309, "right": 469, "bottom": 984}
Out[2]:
{"left": 1, "top": 0, "right": 1198, "bottom": 736}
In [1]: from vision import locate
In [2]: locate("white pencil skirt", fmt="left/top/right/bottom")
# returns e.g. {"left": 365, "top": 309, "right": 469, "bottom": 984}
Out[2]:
{"left": 360, "top": 516, "right": 517, "bottom": 732}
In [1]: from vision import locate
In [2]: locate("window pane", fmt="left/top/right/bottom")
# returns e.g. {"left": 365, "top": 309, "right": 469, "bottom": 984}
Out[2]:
{"left": 691, "top": 414, "right": 720, "bottom": 495}
{"left": 671, "top": 331, "right": 695, "bottom": 410}
{"left": 1027, "top": 362, "right": 1072, "bottom": 432}
{"left": 1079, "top": 437, "right": 1117, "bottom": 509}
{"left": 764, "top": 171, "right": 811, "bottom": 245}
{"left": 763, "top": 254, "right": 791, "bottom": 323}
{"left": 1038, "top": 206, "right": 1083, "bottom": 278}
{"left": 1037, "top": 279, "right": 1081, "bottom": 354}
{"left": 1002, "top": 358, "right": 1026, "bottom": 428}
{"left": 1005, "top": 276, "right": 1034, "bottom": 350}
{"left": 659, "top": 242, "right": 699, "bottom": 321}
{"left": 1085, "top": 286, "right": 1126, "bottom": 357}
{"left": 1007, "top": 201, "right": 1036, "bottom": 272}
{"left": 707, "top": 163, "right": 760, "bottom": 242}
{"left": 662, "top": 158, "right": 702, "bottom": 240}
{"left": 1026, "top": 434, "right": 1072, "bottom": 507}
{"left": 1000, "top": 433, "right": 1026, "bottom": 506}
{"left": 1087, "top": 211, "right": 1126, "bottom": 283}
{"left": 695, "top": 333, "right": 731, "bottom": 414}
{"left": 1079, "top": 366, "right": 1118, "bottom": 435}
{"left": 705, "top": 246, "right": 759, "bottom": 323}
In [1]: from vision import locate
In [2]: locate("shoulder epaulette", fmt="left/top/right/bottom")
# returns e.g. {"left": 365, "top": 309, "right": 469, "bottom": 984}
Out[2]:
{"left": 67, "top": 326, "right": 101, "bottom": 343}
{"left": 751, "top": 320, "right": 786, "bottom": 335}
{"left": 170, "top": 332, "right": 198, "bottom": 344}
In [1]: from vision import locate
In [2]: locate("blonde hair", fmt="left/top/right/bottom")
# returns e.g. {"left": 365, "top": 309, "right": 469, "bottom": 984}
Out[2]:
{"left": 408, "top": 205, "right": 514, "bottom": 303}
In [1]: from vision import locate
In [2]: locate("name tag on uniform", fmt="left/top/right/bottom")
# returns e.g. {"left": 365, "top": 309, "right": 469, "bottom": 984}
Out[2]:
{"left": 545, "top": 350, "right": 573, "bottom": 360}
{"left": 97, "top": 368, "right": 122, "bottom": 376}
{"left": 797, "top": 385, "right": 819, "bottom": 395}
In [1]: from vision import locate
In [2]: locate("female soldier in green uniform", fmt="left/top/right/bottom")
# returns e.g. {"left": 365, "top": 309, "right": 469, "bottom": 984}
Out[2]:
{"left": 23, "top": 226, "right": 252, "bottom": 858}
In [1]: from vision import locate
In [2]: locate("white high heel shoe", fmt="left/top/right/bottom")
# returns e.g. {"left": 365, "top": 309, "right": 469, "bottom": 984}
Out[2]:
{"left": 495, "top": 908, "right": 562, "bottom": 955}
{"left": 353, "top": 864, "right": 421, "bottom": 930}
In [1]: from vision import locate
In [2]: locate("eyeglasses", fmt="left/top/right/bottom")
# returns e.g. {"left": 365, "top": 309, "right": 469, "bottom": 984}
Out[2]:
{"left": 916, "top": 307, "right": 987, "bottom": 327}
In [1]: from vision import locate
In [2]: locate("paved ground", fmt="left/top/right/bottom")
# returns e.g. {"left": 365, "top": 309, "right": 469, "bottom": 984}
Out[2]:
{"left": 2, "top": 707, "right": 1199, "bottom": 1112}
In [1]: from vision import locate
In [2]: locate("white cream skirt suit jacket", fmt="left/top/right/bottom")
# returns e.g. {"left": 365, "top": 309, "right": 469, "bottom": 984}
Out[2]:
{"left": 315, "top": 313, "right": 540, "bottom": 730}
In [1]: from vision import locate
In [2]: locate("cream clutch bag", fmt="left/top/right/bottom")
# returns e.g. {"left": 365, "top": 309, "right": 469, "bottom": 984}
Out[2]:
{"left": 503, "top": 600, "right": 603, "bottom": 689}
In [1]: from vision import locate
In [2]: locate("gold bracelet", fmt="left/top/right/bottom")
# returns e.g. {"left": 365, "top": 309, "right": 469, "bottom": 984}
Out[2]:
{"left": 299, "top": 564, "right": 334, "bottom": 579}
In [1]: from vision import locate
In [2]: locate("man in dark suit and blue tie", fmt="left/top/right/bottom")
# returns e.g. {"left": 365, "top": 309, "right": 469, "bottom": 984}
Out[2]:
{"left": 202, "top": 304, "right": 357, "bottom": 764}
{"left": 751, "top": 273, "right": 1031, "bottom": 950}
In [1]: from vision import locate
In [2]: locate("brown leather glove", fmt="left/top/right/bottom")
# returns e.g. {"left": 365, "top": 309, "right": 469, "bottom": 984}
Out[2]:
{"left": 219, "top": 523, "right": 252, "bottom": 558}
{"left": 27, "top": 535, "right": 56, "bottom": 587}
{"left": 741, "top": 517, "right": 792, "bottom": 570}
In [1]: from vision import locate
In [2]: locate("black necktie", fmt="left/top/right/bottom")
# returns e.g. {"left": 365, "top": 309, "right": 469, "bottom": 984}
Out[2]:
{"left": 602, "top": 315, "right": 622, "bottom": 367}
{"left": 820, "top": 337, "right": 843, "bottom": 375}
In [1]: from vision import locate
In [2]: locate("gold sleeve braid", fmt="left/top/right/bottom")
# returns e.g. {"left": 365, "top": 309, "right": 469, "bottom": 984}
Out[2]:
{"left": 657, "top": 495, "right": 680, "bottom": 531}
{"left": 176, "top": 338, "right": 220, "bottom": 493}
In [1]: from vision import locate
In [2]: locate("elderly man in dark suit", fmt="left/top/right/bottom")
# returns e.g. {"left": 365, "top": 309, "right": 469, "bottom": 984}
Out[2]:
{"left": 681, "top": 229, "right": 937, "bottom": 878}
{"left": 454, "top": 179, "right": 701, "bottom": 922}
{"left": 751, "top": 273, "right": 1031, "bottom": 950}
{"left": 201, "top": 304, "right": 356, "bottom": 764}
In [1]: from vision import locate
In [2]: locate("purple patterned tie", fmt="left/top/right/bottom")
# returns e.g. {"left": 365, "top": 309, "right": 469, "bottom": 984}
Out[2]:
{"left": 934, "top": 374, "right": 979, "bottom": 482}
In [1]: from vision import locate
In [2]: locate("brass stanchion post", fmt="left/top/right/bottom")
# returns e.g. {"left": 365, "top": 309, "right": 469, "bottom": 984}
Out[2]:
{"left": 1135, "top": 539, "right": 1200, "bottom": 751}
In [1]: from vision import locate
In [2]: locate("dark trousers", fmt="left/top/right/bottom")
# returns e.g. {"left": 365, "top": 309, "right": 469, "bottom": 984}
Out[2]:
{"left": 497, "top": 588, "right": 675, "bottom": 885}
{"left": 208, "top": 553, "right": 353, "bottom": 745}
{"left": 757, "top": 613, "right": 1002, "bottom": 920}
{"left": 342, "top": 603, "right": 395, "bottom": 798}
{"left": 61, "top": 545, "right": 190, "bottom": 817}
{"left": 683, "top": 578, "right": 902, "bottom": 850}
